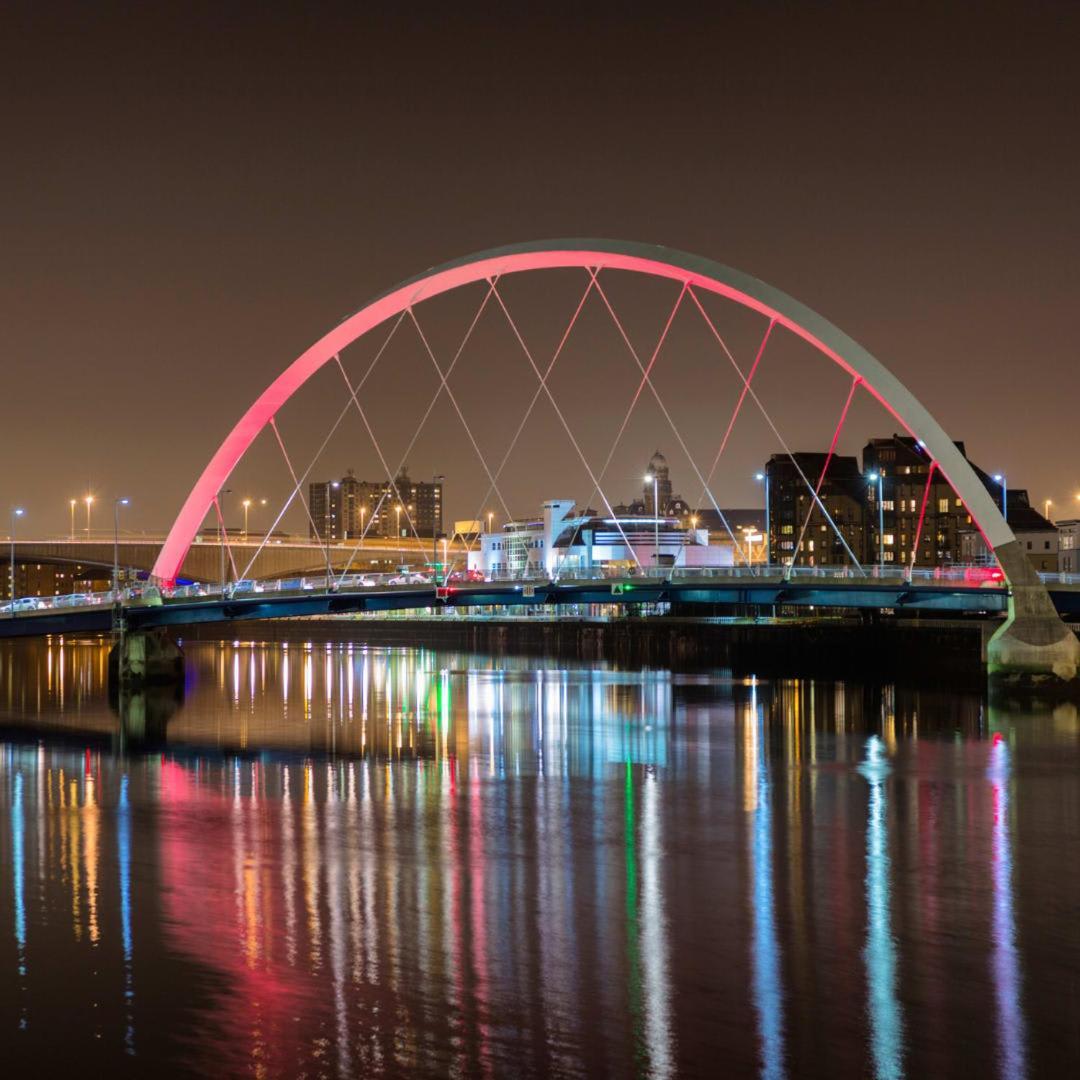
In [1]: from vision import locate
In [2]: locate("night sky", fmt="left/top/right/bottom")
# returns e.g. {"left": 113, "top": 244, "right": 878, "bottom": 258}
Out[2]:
{"left": 2, "top": 3, "right": 1078, "bottom": 537}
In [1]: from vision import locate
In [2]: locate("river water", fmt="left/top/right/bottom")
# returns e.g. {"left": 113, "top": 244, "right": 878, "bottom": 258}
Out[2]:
{"left": 0, "top": 635, "right": 1077, "bottom": 1078}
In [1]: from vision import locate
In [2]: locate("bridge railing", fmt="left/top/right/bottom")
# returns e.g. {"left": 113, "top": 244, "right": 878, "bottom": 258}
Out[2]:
{"left": 6, "top": 561, "right": 1063, "bottom": 619}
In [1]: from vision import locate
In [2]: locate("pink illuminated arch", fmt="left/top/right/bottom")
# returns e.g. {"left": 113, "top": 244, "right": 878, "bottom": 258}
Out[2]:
{"left": 152, "top": 239, "right": 1017, "bottom": 584}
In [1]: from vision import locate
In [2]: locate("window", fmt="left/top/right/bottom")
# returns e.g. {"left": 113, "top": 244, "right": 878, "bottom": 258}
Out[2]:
{"left": 882, "top": 500, "right": 895, "bottom": 511}
{"left": 1045, "top": 541, "right": 1051, "bottom": 550}
{"left": 1026, "top": 541, "right": 1032, "bottom": 550}
{"left": 883, "top": 534, "right": 895, "bottom": 546}
{"left": 781, "top": 525, "right": 794, "bottom": 535}
{"left": 938, "top": 498, "right": 949, "bottom": 513}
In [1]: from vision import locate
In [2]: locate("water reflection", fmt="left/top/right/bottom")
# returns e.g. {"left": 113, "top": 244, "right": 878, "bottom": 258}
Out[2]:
{"left": 0, "top": 638, "right": 1076, "bottom": 1076}
{"left": 988, "top": 734, "right": 1026, "bottom": 1079}
{"left": 859, "top": 735, "right": 904, "bottom": 1080}
{"left": 746, "top": 682, "right": 784, "bottom": 1079}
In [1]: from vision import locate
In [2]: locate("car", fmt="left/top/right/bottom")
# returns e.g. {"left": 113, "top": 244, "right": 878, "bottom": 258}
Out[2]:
{"left": 357, "top": 576, "right": 377, "bottom": 587}
{"left": 6, "top": 597, "right": 45, "bottom": 613}
{"left": 447, "top": 569, "right": 485, "bottom": 583}
{"left": 227, "top": 579, "right": 265, "bottom": 597}
{"left": 387, "top": 574, "right": 411, "bottom": 585}
{"left": 54, "top": 592, "right": 93, "bottom": 608}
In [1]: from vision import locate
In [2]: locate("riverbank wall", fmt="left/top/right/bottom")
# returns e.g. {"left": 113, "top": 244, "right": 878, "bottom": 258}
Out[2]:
{"left": 179, "top": 615, "right": 997, "bottom": 689}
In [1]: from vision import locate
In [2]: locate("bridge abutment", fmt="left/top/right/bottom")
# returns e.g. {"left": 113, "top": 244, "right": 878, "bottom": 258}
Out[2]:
{"left": 989, "top": 541, "right": 1080, "bottom": 685}
{"left": 108, "top": 627, "right": 185, "bottom": 691}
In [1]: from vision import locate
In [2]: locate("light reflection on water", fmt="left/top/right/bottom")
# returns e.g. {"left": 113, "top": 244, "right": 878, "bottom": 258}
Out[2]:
{"left": 0, "top": 637, "right": 1077, "bottom": 1077}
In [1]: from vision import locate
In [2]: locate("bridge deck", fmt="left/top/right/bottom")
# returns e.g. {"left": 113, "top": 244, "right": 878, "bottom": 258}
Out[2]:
{"left": 0, "top": 568, "right": 1040, "bottom": 639}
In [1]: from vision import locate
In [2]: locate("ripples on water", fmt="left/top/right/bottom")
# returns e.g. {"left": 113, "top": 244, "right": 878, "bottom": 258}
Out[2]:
{"left": 0, "top": 636, "right": 1078, "bottom": 1078}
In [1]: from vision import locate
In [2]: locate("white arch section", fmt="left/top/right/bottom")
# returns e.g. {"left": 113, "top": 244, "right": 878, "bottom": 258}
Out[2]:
{"left": 152, "top": 239, "right": 1015, "bottom": 584}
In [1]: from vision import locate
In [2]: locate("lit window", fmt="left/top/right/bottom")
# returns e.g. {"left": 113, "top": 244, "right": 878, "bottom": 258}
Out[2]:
{"left": 883, "top": 534, "right": 895, "bottom": 546}
{"left": 937, "top": 498, "right": 949, "bottom": 513}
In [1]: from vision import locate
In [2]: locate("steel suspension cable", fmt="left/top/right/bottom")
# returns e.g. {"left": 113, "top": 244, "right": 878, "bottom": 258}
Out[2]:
{"left": 333, "top": 282, "right": 498, "bottom": 583}
{"left": 552, "top": 277, "right": 690, "bottom": 580}
{"left": 460, "top": 271, "right": 599, "bottom": 577}
{"left": 591, "top": 276, "right": 751, "bottom": 567}
{"left": 692, "top": 319, "right": 775, "bottom": 521}
{"left": 488, "top": 279, "right": 649, "bottom": 574}
{"left": 212, "top": 496, "right": 240, "bottom": 584}
{"left": 269, "top": 416, "right": 334, "bottom": 580}
{"left": 686, "top": 286, "right": 864, "bottom": 571}
{"left": 788, "top": 375, "right": 861, "bottom": 576}
{"left": 238, "top": 310, "right": 410, "bottom": 581}
{"left": 332, "top": 354, "right": 431, "bottom": 565}
{"left": 908, "top": 462, "right": 938, "bottom": 581}
{"left": 406, "top": 308, "right": 516, "bottom": 526}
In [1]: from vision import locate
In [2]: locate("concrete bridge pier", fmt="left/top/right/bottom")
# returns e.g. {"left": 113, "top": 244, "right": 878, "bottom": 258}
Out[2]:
{"left": 989, "top": 541, "right": 1080, "bottom": 685}
{"left": 108, "top": 626, "right": 185, "bottom": 692}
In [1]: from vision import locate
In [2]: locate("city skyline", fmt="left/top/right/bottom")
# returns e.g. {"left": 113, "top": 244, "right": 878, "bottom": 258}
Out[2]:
{"left": 2, "top": 8, "right": 1079, "bottom": 535}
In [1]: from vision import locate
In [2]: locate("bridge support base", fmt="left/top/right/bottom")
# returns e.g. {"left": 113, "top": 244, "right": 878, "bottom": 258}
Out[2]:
{"left": 988, "top": 541, "right": 1080, "bottom": 685}
{"left": 108, "top": 627, "right": 185, "bottom": 692}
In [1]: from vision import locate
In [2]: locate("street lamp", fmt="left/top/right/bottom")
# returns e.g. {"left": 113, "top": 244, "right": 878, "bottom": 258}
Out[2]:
{"left": 1044, "top": 498, "right": 1053, "bottom": 523}
{"left": 84, "top": 494, "right": 94, "bottom": 537}
{"left": 217, "top": 487, "right": 232, "bottom": 592}
{"left": 993, "top": 474, "right": 1007, "bottom": 522}
{"left": 9, "top": 508, "right": 24, "bottom": 615}
{"left": 487, "top": 511, "right": 494, "bottom": 534}
{"left": 359, "top": 503, "right": 366, "bottom": 548}
{"left": 432, "top": 474, "right": 445, "bottom": 574}
{"left": 242, "top": 498, "right": 252, "bottom": 538}
{"left": 395, "top": 504, "right": 402, "bottom": 561}
{"left": 69, "top": 498, "right": 76, "bottom": 541}
{"left": 113, "top": 497, "right": 129, "bottom": 600}
{"left": 645, "top": 472, "right": 659, "bottom": 574}
{"left": 755, "top": 473, "right": 770, "bottom": 566}
{"left": 867, "top": 471, "right": 884, "bottom": 569}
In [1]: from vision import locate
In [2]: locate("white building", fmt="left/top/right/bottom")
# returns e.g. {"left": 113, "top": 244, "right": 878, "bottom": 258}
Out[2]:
{"left": 468, "top": 499, "right": 733, "bottom": 578}
{"left": 1058, "top": 519, "right": 1080, "bottom": 574}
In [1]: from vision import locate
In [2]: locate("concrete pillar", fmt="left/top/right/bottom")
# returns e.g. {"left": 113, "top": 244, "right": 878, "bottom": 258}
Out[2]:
{"left": 109, "top": 627, "right": 184, "bottom": 691}
{"left": 988, "top": 540, "right": 1080, "bottom": 684}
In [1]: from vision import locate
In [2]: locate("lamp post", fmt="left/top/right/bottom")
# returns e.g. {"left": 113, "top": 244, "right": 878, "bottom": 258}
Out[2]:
{"left": 359, "top": 504, "right": 366, "bottom": 548}
{"left": 9, "top": 508, "right": 24, "bottom": 615}
{"left": 69, "top": 498, "right": 76, "bottom": 541}
{"left": 1044, "top": 498, "right": 1053, "bottom": 523}
{"left": 218, "top": 487, "right": 232, "bottom": 593}
{"left": 868, "top": 471, "right": 885, "bottom": 569}
{"left": 432, "top": 474, "right": 444, "bottom": 576}
{"left": 84, "top": 494, "right": 94, "bottom": 537}
{"left": 993, "top": 474, "right": 1008, "bottom": 522}
{"left": 645, "top": 472, "right": 659, "bottom": 574}
{"left": 755, "top": 473, "right": 770, "bottom": 566}
{"left": 113, "top": 497, "right": 129, "bottom": 600}
{"left": 242, "top": 498, "right": 252, "bottom": 538}
{"left": 395, "top": 504, "right": 402, "bottom": 562}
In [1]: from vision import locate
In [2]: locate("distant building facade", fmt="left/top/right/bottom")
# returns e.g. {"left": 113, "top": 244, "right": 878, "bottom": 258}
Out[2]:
{"left": 309, "top": 469, "right": 443, "bottom": 541}
{"left": 469, "top": 498, "right": 731, "bottom": 578}
{"left": 862, "top": 436, "right": 971, "bottom": 567}
{"left": 760, "top": 435, "right": 1054, "bottom": 572}
{"left": 765, "top": 453, "right": 867, "bottom": 567}
{"left": 1059, "top": 520, "right": 1080, "bottom": 574}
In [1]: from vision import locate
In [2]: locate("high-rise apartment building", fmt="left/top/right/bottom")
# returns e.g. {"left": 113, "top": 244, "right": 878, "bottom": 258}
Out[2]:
{"left": 308, "top": 469, "right": 443, "bottom": 540}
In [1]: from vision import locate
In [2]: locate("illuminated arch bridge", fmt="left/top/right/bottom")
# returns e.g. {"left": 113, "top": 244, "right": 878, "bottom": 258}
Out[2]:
{"left": 24, "top": 242, "right": 1080, "bottom": 678}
